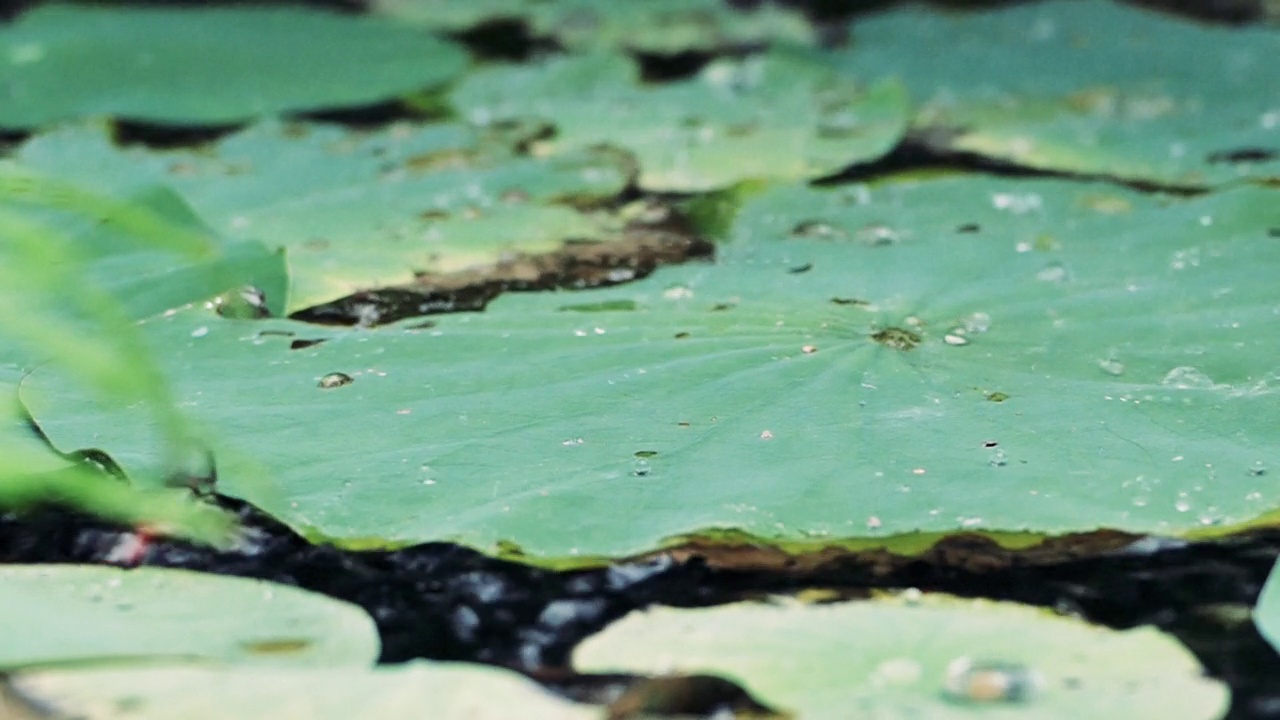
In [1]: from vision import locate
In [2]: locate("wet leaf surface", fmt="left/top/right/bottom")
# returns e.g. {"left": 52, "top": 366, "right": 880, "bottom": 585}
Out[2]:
{"left": 20, "top": 176, "right": 1280, "bottom": 557}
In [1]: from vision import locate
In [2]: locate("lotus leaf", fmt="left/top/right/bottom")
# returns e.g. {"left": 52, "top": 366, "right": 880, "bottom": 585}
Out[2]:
{"left": 451, "top": 47, "right": 910, "bottom": 191}
{"left": 15, "top": 121, "right": 632, "bottom": 313}
{"left": 374, "top": 0, "right": 814, "bottom": 54}
{"left": 574, "top": 594, "right": 1228, "bottom": 719}
{"left": 0, "top": 4, "right": 468, "bottom": 128}
{"left": 0, "top": 565, "right": 378, "bottom": 670}
{"left": 19, "top": 173, "right": 1280, "bottom": 558}
{"left": 9, "top": 661, "right": 595, "bottom": 720}
{"left": 837, "top": 0, "right": 1280, "bottom": 186}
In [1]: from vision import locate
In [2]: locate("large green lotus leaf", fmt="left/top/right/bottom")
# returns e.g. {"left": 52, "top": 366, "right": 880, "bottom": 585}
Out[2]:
{"left": 21, "top": 175, "right": 1280, "bottom": 557}
{"left": 0, "top": 4, "right": 468, "bottom": 128}
{"left": 15, "top": 121, "right": 631, "bottom": 313}
{"left": 375, "top": 0, "right": 814, "bottom": 54}
{"left": 837, "top": 0, "right": 1280, "bottom": 186}
{"left": 451, "top": 48, "right": 909, "bottom": 191}
{"left": 574, "top": 595, "right": 1228, "bottom": 719}
{"left": 0, "top": 565, "right": 378, "bottom": 670}
{"left": 10, "top": 661, "right": 595, "bottom": 720}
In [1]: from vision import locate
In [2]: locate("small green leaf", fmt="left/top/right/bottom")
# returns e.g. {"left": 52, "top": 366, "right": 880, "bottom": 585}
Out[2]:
{"left": 10, "top": 661, "right": 596, "bottom": 720}
{"left": 575, "top": 595, "right": 1228, "bottom": 719}
{"left": 0, "top": 565, "right": 379, "bottom": 671}
{"left": 0, "top": 4, "right": 468, "bottom": 127}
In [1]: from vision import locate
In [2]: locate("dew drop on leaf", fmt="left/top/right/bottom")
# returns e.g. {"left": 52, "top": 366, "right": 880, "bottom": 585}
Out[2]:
{"left": 1161, "top": 366, "right": 1215, "bottom": 389}
{"left": 943, "top": 658, "right": 1044, "bottom": 704}
{"left": 1098, "top": 358, "right": 1126, "bottom": 376}
{"left": 317, "top": 372, "right": 353, "bottom": 389}
{"left": 963, "top": 312, "right": 991, "bottom": 333}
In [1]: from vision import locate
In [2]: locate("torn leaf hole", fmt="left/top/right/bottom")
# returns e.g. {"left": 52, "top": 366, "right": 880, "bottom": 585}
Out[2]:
{"left": 291, "top": 203, "right": 712, "bottom": 326}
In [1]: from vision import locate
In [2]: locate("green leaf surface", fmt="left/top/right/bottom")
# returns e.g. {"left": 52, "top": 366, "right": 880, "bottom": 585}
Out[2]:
{"left": 837, "top": 0, "right": 1280, "bottom": 186}
{"left": 0, "top": 565, "right": 378, "bottom": 670}
{"left": 9, "top": 661, "right": 595, "bottom": 720}
{"left": 15, "top": 121, "right": 631, "bottom": 313}
{"left": 20, "top": 174, "right": 1280, "bottom": 558}
{"left": 574, "top": 595, "right": 1228, "bottom": 719}
{"left": 451, "top": 48, "right": 910, "bottom": 191}
{"left": 0, "top": 4, "right": 468, "bottom": 128}
{"left": 374, "top": 0, "right": 814, "bottom": 53}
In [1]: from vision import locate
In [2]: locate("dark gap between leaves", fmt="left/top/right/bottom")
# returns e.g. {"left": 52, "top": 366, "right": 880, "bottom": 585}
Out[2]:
{"left": 635, "top": 51, "right": 717, "bottom": 83}
{"left": 112, "top": 120, "right": 242, "bottom": 150}
{"left": 291, "top": 98, "right": 443, "bottom": 129}
{"left": 3, "top": 495, "right": 1280, "bottom": 718}
{"left": 818, "top": 134, "right": 1208, "bottom": 196}
{"left": 449, "top": 18, "right": 561, "bottom": 63}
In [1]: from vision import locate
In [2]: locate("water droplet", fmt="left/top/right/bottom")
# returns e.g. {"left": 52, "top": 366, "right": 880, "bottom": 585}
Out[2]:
{"left": 944, "top": 333, "right": 969, "bottom": 346}
{"left": 1175, "top": 500, "right": 1192, "bottom": 512}
{"left": 960, "top": 517, "right": 983, "bottom": 528}
{"left": 1161, "top": 366, "right": 1215, "bottom": 389}
{"left": 866, "top": 516, "right": 882, "bottom": 529}
{"left": 871, "top": 658, "right": 923, "bottom": 687}
{"left": 1170, "top": 247, "right": 1201, "bottom": 270}
{"left": 855, "top": 223, "right": 902, "bottom": 246}
{"left": 801, "top": 344, "right": 818, "bottom": 354}
{"left": 317, "top": 372, "right": 353, "bottom": 389}
{"left": 759, "top": 430, "right": 774, "bottom": 440}
{"left": 631, "top": 458, "right": 651, "bottom": 477}
{"left": 963, "top": 312, "right": 991, "bottom": 334}
{"left": 943, "top": 658, "right": 1044, "bottom": 704}
{"left": 1036, "top": 263, "right": 1069, "bottom": 283}
{"left": 1098, "top": 358, "right": 1125, "bottom": 376}
{"left": 190, "top": 326, "right": 209, "bottom": 338}
{"left": 988, "top": 450, "right": 1008, "bottom": 467}
{"left": 562, "top": 438, "right": 585, "bottom": 446}
{"left": 1248, "top": 461, "right": 1267, "bottom": 477}
{"left": 789, "top": 220, "right": 847, "bottom": 240}
{"left": 991, "top": 192, "right": 1043, "bottom": 214}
